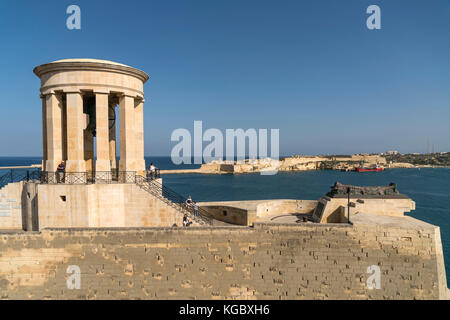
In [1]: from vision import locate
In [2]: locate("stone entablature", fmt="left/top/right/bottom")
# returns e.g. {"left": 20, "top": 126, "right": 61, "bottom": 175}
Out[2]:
{"left": 34, "top": 59, "right": 149, "bottom": 175}
{"left": 34, "top": 59, "right": 148, "bottom": 97}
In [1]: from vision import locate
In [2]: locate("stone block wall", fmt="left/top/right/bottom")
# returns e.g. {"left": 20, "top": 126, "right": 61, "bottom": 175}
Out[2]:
{"left": 37, "top": 183, "right": 187, "bottom": 229}
{"left": 0, "top": 182, "right": 24, "bottom": 230}
{"left": 199, "top": 205, "right": 248, "bottom": 225}
{"left": 254, "top": 200, "right": 317, "bottom": 218}
{"left": 0, "top": 213, "right": 447, "bottom": 300}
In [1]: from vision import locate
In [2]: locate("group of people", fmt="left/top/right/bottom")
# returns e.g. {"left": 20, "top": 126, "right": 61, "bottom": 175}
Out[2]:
{"left": 185, "top": 196, "right": 199, "bottom": 216}
{"left": 183, "top": 195, "right": 199, "bottom": 227}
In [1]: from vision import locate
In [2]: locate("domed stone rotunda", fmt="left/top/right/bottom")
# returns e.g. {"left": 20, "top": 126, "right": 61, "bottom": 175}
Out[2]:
{"left": 34, "top": 59, "right": 149, "bottom": 175}
{"left": 29, "top": 59, "right": 189, "bottom": 229}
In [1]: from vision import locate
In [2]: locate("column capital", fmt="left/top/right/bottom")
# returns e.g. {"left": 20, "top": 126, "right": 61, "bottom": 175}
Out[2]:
{"left": 93, "top": 89, "right": 110, "bottom": 95}
{"left": 118, "top": 93, "right": 136, "bottom": 98}
{"left": 40, "top": 90, "right": 56, "bottom": 98}
{"left": 117, "top": 92, "right": 143, "bottom": 100}
{"left": 63, "top": 89, "right": 82, "bottom": 94}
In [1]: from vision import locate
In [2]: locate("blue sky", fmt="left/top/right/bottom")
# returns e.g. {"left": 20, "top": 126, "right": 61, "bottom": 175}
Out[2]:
{"left": 0, "top": 0, "right": 449, "bottom": 156}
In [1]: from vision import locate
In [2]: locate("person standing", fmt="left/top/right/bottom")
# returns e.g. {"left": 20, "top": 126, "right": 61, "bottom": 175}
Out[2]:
{"left": 56, "top": 161, "right": 65, "bottom": 183}
{"left": 149, "top": 162, "right": 156, "bottom": 179}
{"left": 193, "top": 201, "right": 199, "bottom": 217}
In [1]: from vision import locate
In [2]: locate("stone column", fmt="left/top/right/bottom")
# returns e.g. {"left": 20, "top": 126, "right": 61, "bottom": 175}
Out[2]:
{"left": 119, "top": 94, "right": 136, "bottom": 172}
{"left": 41, "top": 95, "right": 48, "bottom": 172}
{"left": 84, "top": 128, "right": 94, "bottom": 172}
{"left": 95, "top": 92, "right": 111, "bottom": 173}
{"left": 44, "top": 92, "right": 63, "bottom": 172}
{"left": 65, "top": 91, "right": 86, "bottom": 172}
{"left": 135, "top": 98, "right": 146, "bottom": 175}
{"left": 109, "top": 102, "right": 117, "bottom": 171}
{"left": 61, "top": 96, "right": 68, "bottom": 161}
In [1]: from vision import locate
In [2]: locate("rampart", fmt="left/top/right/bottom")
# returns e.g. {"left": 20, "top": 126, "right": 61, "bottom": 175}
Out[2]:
{"left": 0, "top": 212, "right": 447, "bottom": 300}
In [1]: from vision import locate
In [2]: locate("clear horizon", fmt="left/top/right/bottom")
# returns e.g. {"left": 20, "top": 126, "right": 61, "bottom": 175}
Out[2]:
{"left": 1, "top": 0, "right": 449, "bottom": 157}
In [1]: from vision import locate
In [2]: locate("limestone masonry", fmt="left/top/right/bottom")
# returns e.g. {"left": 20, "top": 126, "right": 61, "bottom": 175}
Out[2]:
{"left": 0, "top": 215, "right": 447, "bottom": 299}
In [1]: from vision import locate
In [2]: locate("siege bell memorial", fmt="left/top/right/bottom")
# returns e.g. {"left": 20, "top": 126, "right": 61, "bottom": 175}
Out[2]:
{"left": 34, "top": 59, "right": 148, "bottom": 175}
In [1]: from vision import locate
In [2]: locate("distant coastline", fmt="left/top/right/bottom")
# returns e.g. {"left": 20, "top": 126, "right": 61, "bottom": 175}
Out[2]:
{"left": 162, "top": 153, "right": 450, "bottom": 175}
{"left": 1, "top": 153, "right": 449, "bottom": 175}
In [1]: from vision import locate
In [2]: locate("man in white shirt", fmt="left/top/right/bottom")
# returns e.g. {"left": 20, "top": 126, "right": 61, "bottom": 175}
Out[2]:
{"left": 150, "top": 162, "right": 156, "bottom": 179}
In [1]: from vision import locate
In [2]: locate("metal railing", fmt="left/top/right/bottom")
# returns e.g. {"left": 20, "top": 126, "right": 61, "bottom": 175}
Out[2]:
{"left": 41, "top": 171, "right": 138, "bottom": 184}
{"left": 145, "top": 168, "right": 161, "bottom": 180}
{"left": 0, "top": 169, "right": 41, "bottom": 189}
{"left": 135, "top": 175, "right": 212, "bottom": 225}
{"left": 1, "top": 167, "right": 210, "bottom": 225}
{"left": 1, "top": 169, "right": 160, "bottom": 187}
{"left": 40, "top": 169, "right": 160, "bottom": 185}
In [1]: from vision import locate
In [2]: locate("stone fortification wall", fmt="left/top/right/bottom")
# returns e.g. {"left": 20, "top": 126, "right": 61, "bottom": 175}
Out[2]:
{"left": 0, "top": 213, "right": 447, "bottom": 300}
{"left": 196, "top": 154, "right": 388, "bottom": 174}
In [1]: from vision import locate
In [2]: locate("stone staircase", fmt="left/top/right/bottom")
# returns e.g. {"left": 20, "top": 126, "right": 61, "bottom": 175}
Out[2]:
{"left": 135, "top": 177, "right": 212, "bottom": 226}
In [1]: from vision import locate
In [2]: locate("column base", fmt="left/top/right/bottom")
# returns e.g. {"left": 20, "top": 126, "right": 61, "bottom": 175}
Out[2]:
{"left": 45, "top": 160, "right": 61, "bottom": 172}
{"left": 95, "top": 160, "right": 112, "bottom": 182}
{"left": 110, "top": 159, "right": 117, "bottom": 172}
{"left": 95, "top": 159, "right": 111, "bottom": 172}
{"left": 119, "top": 159, "right": 137, "bottom": 172}
{"left": 66, "top": 160, "right": 86, "bottom": 173}
{"left": 136, "top": 159, "right": 146, "bottom": 176}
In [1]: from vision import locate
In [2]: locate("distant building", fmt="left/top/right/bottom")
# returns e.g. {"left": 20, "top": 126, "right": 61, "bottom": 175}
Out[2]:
{"left": 386, "top": 150, "right": 399, "bottom": 155}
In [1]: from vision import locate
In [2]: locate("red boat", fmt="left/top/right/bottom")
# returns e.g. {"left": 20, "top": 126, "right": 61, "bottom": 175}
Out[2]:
{"left": 355, "top": 165, "right": 384, "bottom": 172}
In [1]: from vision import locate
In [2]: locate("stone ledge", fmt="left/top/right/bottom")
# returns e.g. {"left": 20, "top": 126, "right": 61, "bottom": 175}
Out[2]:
{"left": 351, "top": 212, "right": 437, "bottom": 231}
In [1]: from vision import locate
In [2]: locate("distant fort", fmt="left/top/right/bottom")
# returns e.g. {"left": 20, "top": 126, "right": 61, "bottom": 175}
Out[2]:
{"left": 160, "top": 153, "right": 449, "bottom": 175}
{"left": 0, "top": 59, "right": 448, "bottom": 300}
